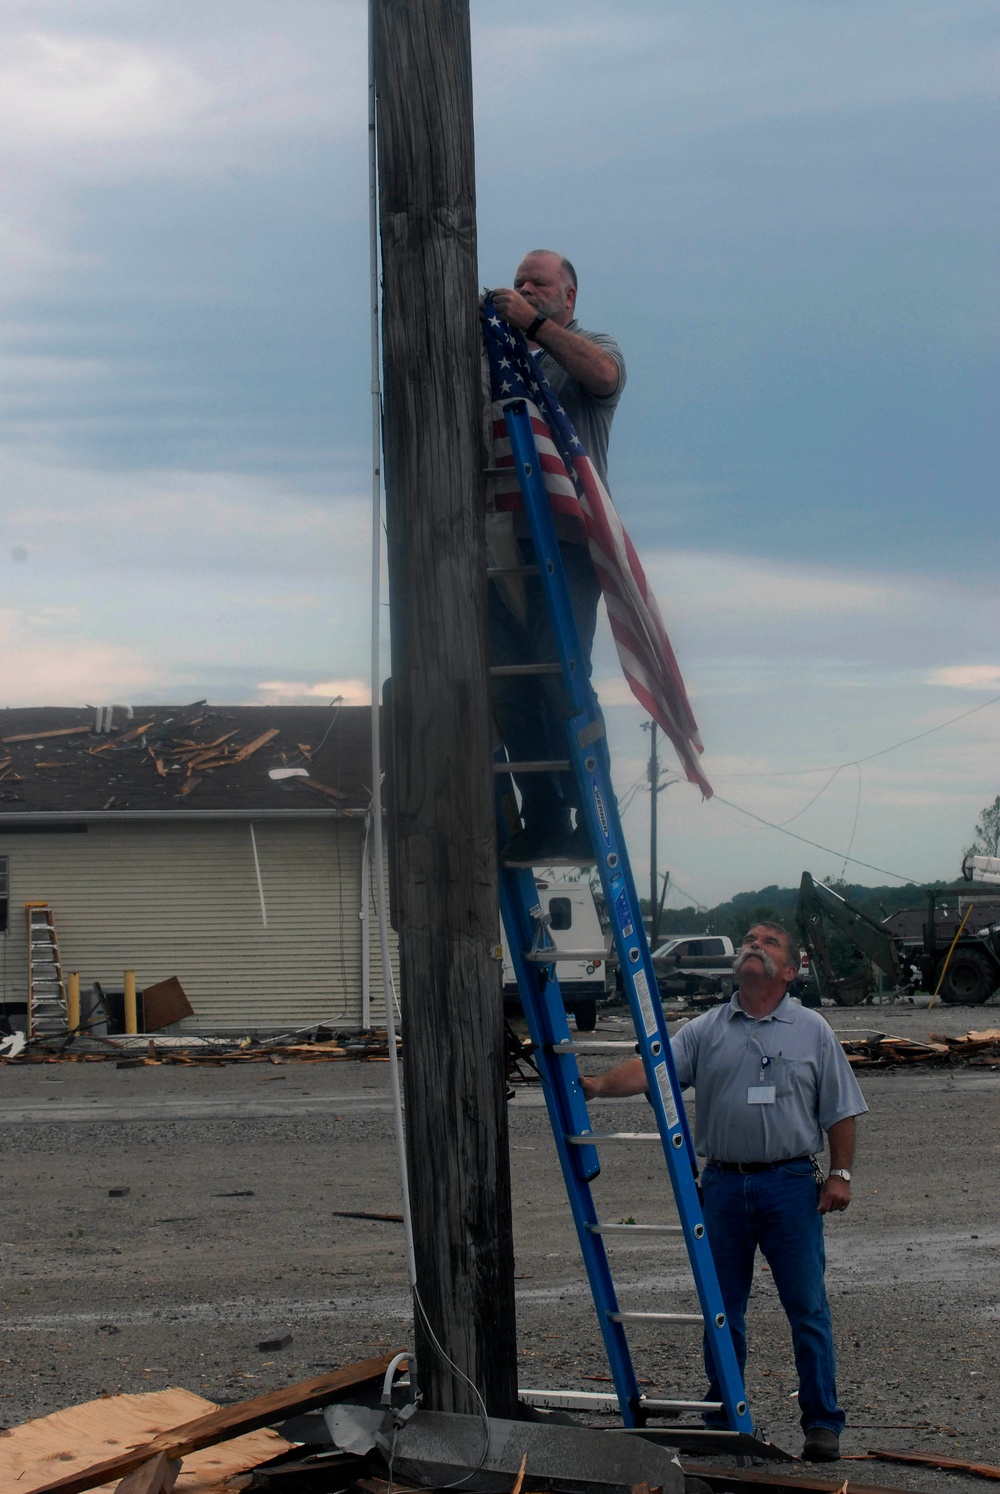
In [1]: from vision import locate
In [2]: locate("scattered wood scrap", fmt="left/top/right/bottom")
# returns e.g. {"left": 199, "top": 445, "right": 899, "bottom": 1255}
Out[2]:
{"left": 840, "top": 1030, "right": 1000, "bottom": 1069}
{"left": 0, "top": 1387, "right": 289, "bottom": 1494}
{"left": 331, "top": 1209, "right": 405, "bottom": 1223}
{"left": 298, "top": 776, "right": 347, "bottom": 801}
{"left": 929, "top": 1028, "right": 1000, "bottom": 1066}
{"left": 2, "top": 1032, "right": 402, "bottom": 1066}
{"left": 232, "top": 728, "right": 281, "bottom": 763}
{"left": 686, "top": 1464, "right": 935, "bottom": 1494}
{"left": 867, "top": 1447, "right": 1000, "bottom": 1481}
{"left": 113, "top": 1452, "right": 179, "bottom": 1494}
{"left": 841, "top": 1035, "right": 950, "bottom": 1067}
{"left": 27, "top": 1356, "right": 396, "bottom": 1494}
{"left": 118, "top": 721, "right": 156, "bottom": 743}
{"left": 1, "top": 725, "right": 91, "bottom": 744}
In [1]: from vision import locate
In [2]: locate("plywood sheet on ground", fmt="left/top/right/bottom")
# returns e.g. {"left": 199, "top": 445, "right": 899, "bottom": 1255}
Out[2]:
{"left": 0, "top": 1388, "right": 291, "bottom": 1494}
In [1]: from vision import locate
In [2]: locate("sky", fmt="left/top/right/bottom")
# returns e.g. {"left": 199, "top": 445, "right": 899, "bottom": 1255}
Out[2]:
{"left": 0, "top": 0, "right": 996, "bottom": 905}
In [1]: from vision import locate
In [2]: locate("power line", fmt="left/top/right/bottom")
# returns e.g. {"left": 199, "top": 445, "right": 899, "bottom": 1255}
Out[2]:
{"left": 712, "top": 693, "right": 1000, "bottom": 780}
{"left": 711, "top": 793, "right": 918, "bottom": 884}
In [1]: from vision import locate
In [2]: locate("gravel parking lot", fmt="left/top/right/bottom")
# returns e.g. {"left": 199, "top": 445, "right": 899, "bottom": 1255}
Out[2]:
{"left": 0, "top": 995, "right": 997, "bottom": 1491}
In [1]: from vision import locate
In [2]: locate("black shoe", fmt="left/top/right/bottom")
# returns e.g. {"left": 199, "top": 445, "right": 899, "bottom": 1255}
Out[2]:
{"left": 802, "top": 1427, "right": 840, "bottom": 1462}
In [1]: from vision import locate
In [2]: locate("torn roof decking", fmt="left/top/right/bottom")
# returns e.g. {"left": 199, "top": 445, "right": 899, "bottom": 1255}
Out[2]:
{"left": 0, "top": 704, "right": 375, "bottom": 818}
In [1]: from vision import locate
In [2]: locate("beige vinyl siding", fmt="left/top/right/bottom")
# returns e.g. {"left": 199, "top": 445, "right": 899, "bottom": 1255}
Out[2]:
{"left": 0, "top": 818, "right": 366, "bottom": 1031}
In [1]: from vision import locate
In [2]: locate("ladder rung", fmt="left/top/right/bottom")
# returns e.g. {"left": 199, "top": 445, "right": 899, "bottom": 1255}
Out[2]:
{"left": 567, "top": 1132, "right": 661, "bottom": 1144}
{"left": 608, "top": 1311, "right": 704, "bottom": 1325}
{"left": 494, "top": 760, "right": 571, "bottom": 773}
{"left": 487, "top": 565, "right": 541, "bottom": 578}
{"left": 640, "top": 1398, "right": 724, "bottom": 1413}
{"left": 586, "top": 1222, "right": 683, "bottom": 1235}
{"left": 518, "top": 1388, "right": 723, "bottom": 1414}
{"left": 490, "top": 663, "right": 563, "bottom": 676}
{"left": 551, "top": 1040, "right": 636, "bottom": 1053}
{"left": 526, "top": 948, "right": 608, "bottom": 962}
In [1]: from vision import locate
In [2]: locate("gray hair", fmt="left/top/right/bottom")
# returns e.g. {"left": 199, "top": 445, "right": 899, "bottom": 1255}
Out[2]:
{"left": 746, "top": 920, "right": 801, "bottom": 976}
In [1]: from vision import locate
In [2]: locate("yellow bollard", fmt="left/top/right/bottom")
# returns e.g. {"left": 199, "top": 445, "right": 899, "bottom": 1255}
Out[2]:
{"left": 67, "top": 972, "right": 80, "bottom": 1034}
{"left": 124, "top": 970, "right": 138, "bottom": 1035}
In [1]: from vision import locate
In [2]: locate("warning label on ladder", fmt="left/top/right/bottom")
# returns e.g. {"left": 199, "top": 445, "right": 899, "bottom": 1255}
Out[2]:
{"left": 632, "top": 966, "right": 658, "bottom": 1039}
{"left": 655, "top": 1061, "right": 680, "bottom": 1129}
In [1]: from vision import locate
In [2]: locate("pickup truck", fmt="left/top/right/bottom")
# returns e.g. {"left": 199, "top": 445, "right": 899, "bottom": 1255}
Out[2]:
{"left": 650, "top": 934, "right": 735, "bottom": 1000}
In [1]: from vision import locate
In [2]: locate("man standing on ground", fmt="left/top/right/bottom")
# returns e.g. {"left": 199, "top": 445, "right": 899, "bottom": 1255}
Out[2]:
{"left": 489, "top": 250, "right": 625, "bottom": 864}
{"left": 580, "top": 922, "right": 867, "bottom": 1462}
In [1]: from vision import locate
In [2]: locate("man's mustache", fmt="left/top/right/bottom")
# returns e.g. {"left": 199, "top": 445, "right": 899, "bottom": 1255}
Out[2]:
{"left": 734, "top": 945, "right": 778, "bottom": 978}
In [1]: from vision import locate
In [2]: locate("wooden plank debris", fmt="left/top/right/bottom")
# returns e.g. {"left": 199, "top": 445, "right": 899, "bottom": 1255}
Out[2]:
{"left": 867, "top": 1447, "right": 1000, "bottom": 1480}
{"left": 685, "top": 1463, "right": 936, "bottom": 1494}
{"left": 231, "top": 728, "right": 280, "bottom": 763}
{"left": 2, "top": 726, "right": 91, "bottom": 744}
{"left": 298, "top": 777, "right": 347, "bottom": 801}
{"left": 118, "top": 722, "right": 156, "bottom": 744}
{"left": 142, "top": 976, "right": 195, "bottom": 1030}
{"left": 331, "top": 1209, "right": 405, "bottom": 1223}
{"left": 840, "top": 1030, "right": 1000, "bottom": 1068}
{"left": 113, "top": 1452, "right": 179, "bottom": 1494}
{"left": 0, "top": 1387, "right": 290, "bottom": 1494}
{"left": 27, "top": 1356, "right": 395, "bottom": 1494}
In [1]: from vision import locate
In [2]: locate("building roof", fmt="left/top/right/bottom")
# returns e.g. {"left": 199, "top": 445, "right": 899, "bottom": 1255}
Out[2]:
{"left": 0, "top": 704, "right": 375, "bottom": 819}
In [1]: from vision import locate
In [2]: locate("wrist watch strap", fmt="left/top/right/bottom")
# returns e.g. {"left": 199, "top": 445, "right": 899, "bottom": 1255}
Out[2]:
{"left": 525, "top": 313, "right": 548, "bottom": 340}
{"left": 828, "top": 1168, "right": 852, "bottom": 1182}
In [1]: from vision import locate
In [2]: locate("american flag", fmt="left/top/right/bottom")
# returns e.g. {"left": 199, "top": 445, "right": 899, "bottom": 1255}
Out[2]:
{"left": 481, "top": 295, "right": 712, "bottom": 798}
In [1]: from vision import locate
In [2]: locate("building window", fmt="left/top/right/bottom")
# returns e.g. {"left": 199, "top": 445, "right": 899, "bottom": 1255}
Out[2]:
{"left": 0, "top": 856, "right": 8, "bottom": 935}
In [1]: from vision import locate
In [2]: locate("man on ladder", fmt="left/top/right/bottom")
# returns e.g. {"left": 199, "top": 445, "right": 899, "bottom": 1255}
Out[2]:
{"left": 581, "top": 920, "right": 868, "bottom": 1463}
{"left": 489, "top": 249, "right": 625, "bottom": 865}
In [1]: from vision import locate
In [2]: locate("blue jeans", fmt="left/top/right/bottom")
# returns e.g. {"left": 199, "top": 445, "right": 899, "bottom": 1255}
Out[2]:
{"left": 488, "top": 539, "right": 601, "bottom": 833}
{"left": 700, "top": 1160, "right": 844, "bottom": 1434}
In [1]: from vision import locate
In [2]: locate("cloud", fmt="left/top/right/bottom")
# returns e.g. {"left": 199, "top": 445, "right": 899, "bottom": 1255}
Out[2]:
{"left": 928, "top": 665, "right": 1000, "bottom": 691}
{"left": 647, "top": 550, "right": 909, "bottom": 619}
{"left": 255, "top": 678, "right": 370, "bottom": 707}
{"left": 0, "top": 448, "right": 370, "bottom": 578}
{"left": 0, "top": 604, "right": 152, "bottom": 704}
{"left": 0, "top": 33, "right": 210, "bottom": 143}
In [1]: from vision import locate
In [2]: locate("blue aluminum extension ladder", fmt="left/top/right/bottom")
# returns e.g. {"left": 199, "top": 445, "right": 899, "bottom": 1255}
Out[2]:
{"left": 494, "top": 398, "right": 754, "bottom": 1439}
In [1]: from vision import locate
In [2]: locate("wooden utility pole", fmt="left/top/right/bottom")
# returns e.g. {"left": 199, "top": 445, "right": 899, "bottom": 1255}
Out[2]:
{"left": 372, "top": 0, "right": 518, "bottom": 1418}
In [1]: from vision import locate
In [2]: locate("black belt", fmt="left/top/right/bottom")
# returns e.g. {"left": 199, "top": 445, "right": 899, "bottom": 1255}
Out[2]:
{"left": 706, "top": 1155, "right": 812, "bottom": 1174}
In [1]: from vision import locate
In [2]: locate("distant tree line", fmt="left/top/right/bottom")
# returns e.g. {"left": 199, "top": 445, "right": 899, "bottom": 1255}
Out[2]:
{"left": 640, "top": 877, "right": 956, "bottom": 974}
{"left": 634, "top": 796, "right": 1000, "bottom": 979}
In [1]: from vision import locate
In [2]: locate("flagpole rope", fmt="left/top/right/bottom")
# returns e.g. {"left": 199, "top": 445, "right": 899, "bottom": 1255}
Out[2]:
{"left": 366, "top": 0, "right": 416, "bottom": 1295}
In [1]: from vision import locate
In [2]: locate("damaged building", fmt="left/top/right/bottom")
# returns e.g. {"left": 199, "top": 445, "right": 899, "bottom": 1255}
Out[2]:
{"left": 0, "top": 703, "right": 394, "bottom": 1035}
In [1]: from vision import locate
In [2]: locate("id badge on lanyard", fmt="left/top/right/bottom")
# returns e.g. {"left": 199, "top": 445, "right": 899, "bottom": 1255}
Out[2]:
{"left": 748, "top": 1051, "right": 776, "bottom": 1105}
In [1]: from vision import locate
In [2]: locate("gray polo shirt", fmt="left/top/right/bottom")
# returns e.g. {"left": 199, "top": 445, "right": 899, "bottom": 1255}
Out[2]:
{"left": 533, "top": 320, "right": 626, "bottom": 487}
{"left": 670, "top": 993, "right": 868, "bottom": 1164}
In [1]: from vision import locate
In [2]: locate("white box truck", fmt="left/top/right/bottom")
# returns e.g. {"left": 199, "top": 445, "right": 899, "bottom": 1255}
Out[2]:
{"left": 502, "top": 877, "right": 611, "bottom": 1031}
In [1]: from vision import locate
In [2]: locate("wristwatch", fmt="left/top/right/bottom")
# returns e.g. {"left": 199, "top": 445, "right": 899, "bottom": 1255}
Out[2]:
{"left": 525, "top": 313, "right": 548, "bottom": 340}
{"left": 828, "top": 1168, "right": 852, "bottom": 1183}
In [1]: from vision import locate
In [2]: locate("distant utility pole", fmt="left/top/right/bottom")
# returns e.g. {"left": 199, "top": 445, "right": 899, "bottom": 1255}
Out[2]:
{"left": 372, "top": 0, "right": 518, "bottom": 1419}
{"left": 643, "top": 720, "right": 677, "bottom": 948}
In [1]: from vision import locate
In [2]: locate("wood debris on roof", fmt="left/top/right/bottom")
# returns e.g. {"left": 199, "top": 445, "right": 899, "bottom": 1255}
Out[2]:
{"left": 0, "top": 705, "right": 373, "bottom": 815}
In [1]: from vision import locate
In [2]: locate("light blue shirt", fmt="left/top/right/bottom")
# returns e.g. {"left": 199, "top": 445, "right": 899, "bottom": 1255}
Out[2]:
{"left": 671, "top": 993, "right": 868, "bottom": 1164}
